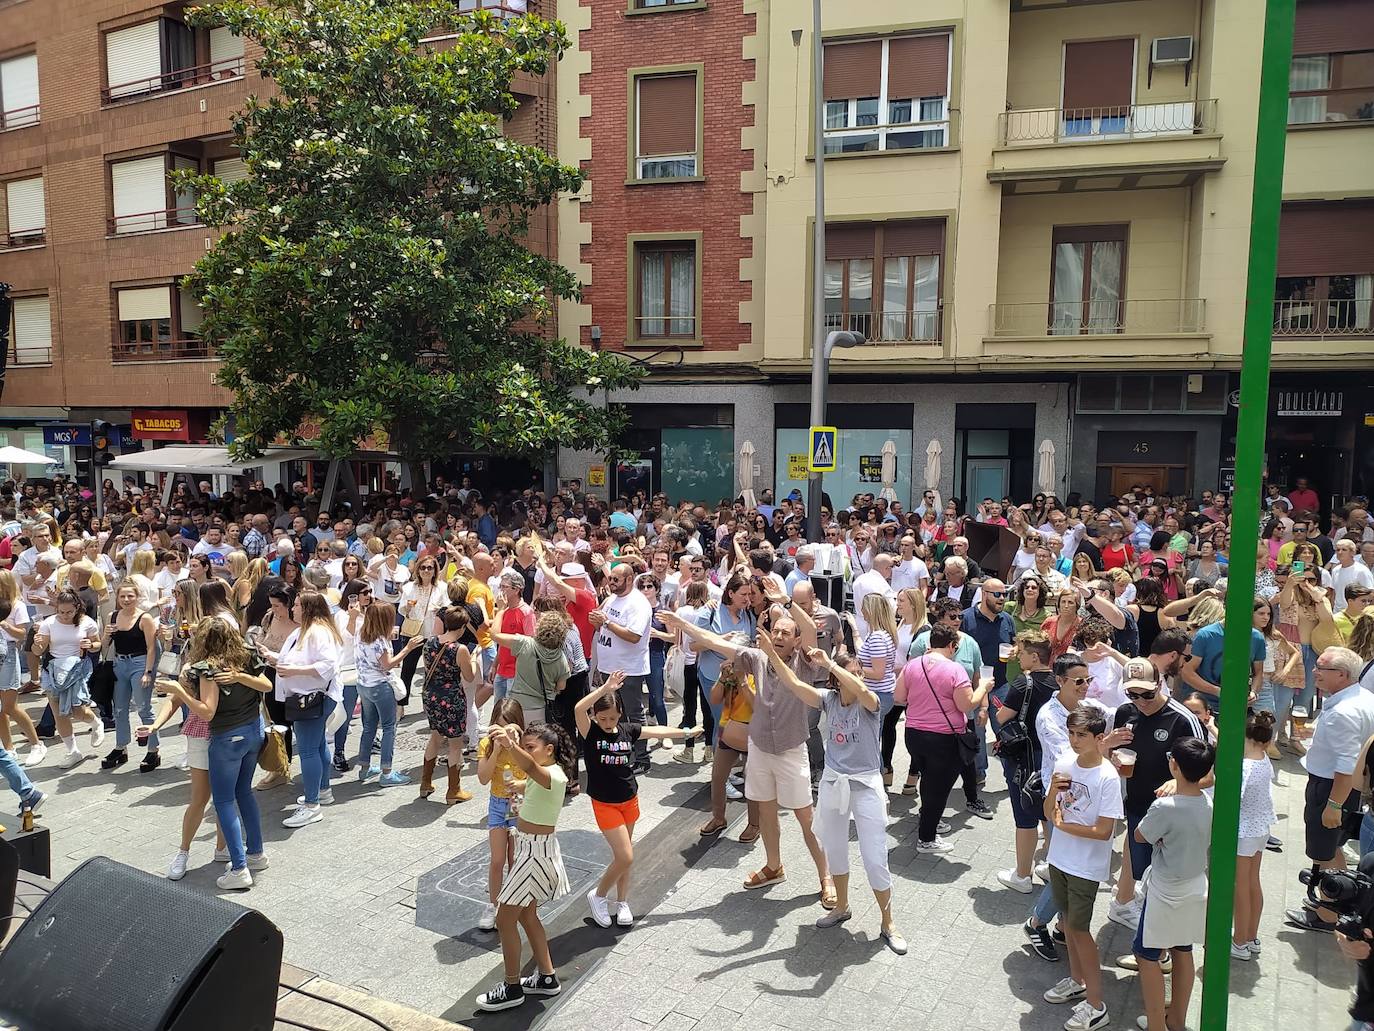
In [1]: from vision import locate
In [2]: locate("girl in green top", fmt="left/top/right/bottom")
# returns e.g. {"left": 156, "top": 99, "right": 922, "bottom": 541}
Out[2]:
{"left": 1005, "top": 574, "right": 1049, "bottom": 681}
{"left": 476, "top": 721, "right": 576, "bottom": 1013}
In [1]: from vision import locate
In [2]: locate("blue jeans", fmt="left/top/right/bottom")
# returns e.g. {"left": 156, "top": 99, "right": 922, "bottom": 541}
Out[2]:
{"left": 698, "top": 673, "right": 724, "bottom": 747}
{"left": 113, "top": 653, "right": 159, "bottom": 750}
{"left": 295, "top": 696, "right": 338, "bottom": 804}
{"left": 208, "top": 718, "right": 265, "bottom": 871}
{"left": 647, "top": 648, "right": 668, "bottom": 727}
{"left": 331, "top": 681, "right": 357, "bottom": 757}
{"left": 358, "top": 680, "right": 398, "bottom": 770}
{"left": 1300, "top": 644, "right": 1319, "bottom": 713}
{"left": 1360, "top": 812, "right": 1374, "bottom": 859}
{"left": 492, "top": 674, "right": 514, "bottom": 702}
{"left": 480, "top": 643, "right": 497, "bottom": 680}
{"left": 0, "top": 744, "right": 38, "bottom": 808}
{"left": 1032, "top": 883, "right": 1058, "bottom": 925}
{"left": 1252, "top": 679, "right": 1276, "bottom": 718}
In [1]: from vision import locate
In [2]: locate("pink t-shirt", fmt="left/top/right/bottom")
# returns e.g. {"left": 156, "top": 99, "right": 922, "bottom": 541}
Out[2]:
{"left": 902, "top": 654, "right": 971, "bottom": 733}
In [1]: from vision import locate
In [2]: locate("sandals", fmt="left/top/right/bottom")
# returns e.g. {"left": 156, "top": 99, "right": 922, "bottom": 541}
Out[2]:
{"left": 743, "top": 864, "right": 785, "bottom": 889}
{"left": 698, "top": 818, "right": 728, "bottom": 837}
{"left": 738, "top": 824, "right": 760, "bottom": 844}
{"left": 900, "top": 780, "right": 919, "bottom": 796}
{"left": 820, "top": 877, "right": 838, "bottom": 911}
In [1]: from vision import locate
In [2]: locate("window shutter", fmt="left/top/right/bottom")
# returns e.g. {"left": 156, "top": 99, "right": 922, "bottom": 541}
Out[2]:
{"left": 112, "top": 155, "right": 169, "bottom": 231}
{"left": 117, "top": 286, "right": 172, "bottom": 322}
{"left": 5, "top": 176, "right": 45, "bottom": 237}
{"left": 882, "top": 219, "right": 945, "bottom": 257}
{"left": 1278, "top": 202, "right": 1374, "bottom": 276}
{"left": 886, "top": 34, "right": 950, "bottom": 99}
{"left": 178, "top": 286, "right": 204, "bottom": 334}
{"left": 1294, "top": 0, "right": 1374, "bottom": 55}
{"left": 209, "top": 26, "right": 244, "bottom": 68}
{"left": 106, "top": 21, "right": 163, "bottom": 98}
{"left": 11, "top": 296, "right": 51, "bottom": 363}
{"left": 637, "top": 74, "right": 697, "bottom": 157}
{"left": 1062, "top": 39, "right": 1136, "bottom": 110}
{"left": 822, "top": 40, "right": 881, "bottom": 101}
{"left": 825, "top": 224, "right": 876, "bottom": 260}
{"left": 213, "top": 157, "right": 248, "bottom": 184}
{"left": 1, "top": 54, "right": 39, "bottom": 120}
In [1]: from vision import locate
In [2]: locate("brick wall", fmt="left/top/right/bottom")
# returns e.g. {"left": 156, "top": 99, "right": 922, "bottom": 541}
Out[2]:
{"left": 575, "top": 0, "right": 755, "bottom": 353}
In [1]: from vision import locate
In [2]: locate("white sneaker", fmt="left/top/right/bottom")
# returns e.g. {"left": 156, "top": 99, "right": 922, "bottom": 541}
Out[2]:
{"left": 1034, "top": 861, "right": 1050, "bottom": 881}
{"left": 1107, "top": 898, "right": 1142, "bottom": 931}
{"left": 297, "top": 789, "right": 334, "bottom": 806}
{"left": 282, "top": 805, "right": 322, "bottom": 828}
{"left": 615, "top": 901, "right": 634, "bottom": 927}
{"left": 59, "top": 749, "right": 87, "bottom": 770}
{"left": 246, "top": 853, "right": 269, "bottom": 872}
{"left": 213, "top": 848, "right": 230, "bottom": 863}
{"left": 1043, "top": 976, "right": 1087, "bottom": 1004}
{"left": 1246, "top": 938, "right": 1262, "bottom": 955}
{"left": 1063, "top": 1000, "right": 1109, "bottom": 1030}
{"left": 725, "top": 782, "right": 743, "bottom": 801}
{"left": 587, "top": 890, "right": 612, "bottom": 928}
{"left": 176, "top": 755, "right": 190, "bottom": 771}
{"left": 478, "top": 903, "right": 498, "bottom": 931}
{"left": 90, "top": 722, "right": 105, "bottom": 748}
{"left": 24, "top": 742, "right": 46, "bottom": 767}
{"left": 936, "top": 819, "right": 952, "bottom": 835}
{"left": 672, "top": 745, "right": 697, "bottom": 764}
{"left": 916, "top": 837, "right": 953, "bottom": 854}
{"left": 167, "top": 851, "right": 190, "bottom": 881}
{"left": 216, "top": 866, "right": 253, "bottom": 891}
{"left": 998, "top": 869, "right": 1034, "bottom": 894}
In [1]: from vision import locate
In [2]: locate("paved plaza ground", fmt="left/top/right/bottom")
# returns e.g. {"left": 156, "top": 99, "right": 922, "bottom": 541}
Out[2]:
{"left": 12, "top": 688, "right": 1358, "bottom": 1030}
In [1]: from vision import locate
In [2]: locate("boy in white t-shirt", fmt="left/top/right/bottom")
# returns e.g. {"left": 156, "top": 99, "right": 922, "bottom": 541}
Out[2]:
{"left": 1041, "top": 704, "right": 1123, "bottom": 1031}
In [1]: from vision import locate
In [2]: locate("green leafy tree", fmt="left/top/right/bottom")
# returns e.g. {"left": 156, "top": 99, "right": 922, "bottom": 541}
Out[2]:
{"left": 180, "top": 0, "right": 640, "bottom": 467}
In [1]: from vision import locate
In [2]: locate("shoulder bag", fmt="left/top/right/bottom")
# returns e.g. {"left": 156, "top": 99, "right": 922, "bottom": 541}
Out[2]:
{"left": 994, "top": 676, "right": 1033, "bottom": 760}
{"left": 400, "top": 586, "right": 429, "bottom": 638}
{"left": 257, "top": 701, "right": 290, "bottom": 774}
{"left": 918, "top": 657, "right": 980, "bottom": 765}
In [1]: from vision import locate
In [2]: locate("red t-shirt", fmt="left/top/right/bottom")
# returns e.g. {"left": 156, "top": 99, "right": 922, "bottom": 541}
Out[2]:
{"left": 1100, "top": 543, "right": 1134, "bottom": 571}
{"left": 495, "top": 605, "right": 534, "bottom": 677}
{"left": 567, "top": 587, "right": 597, "bottom": 656}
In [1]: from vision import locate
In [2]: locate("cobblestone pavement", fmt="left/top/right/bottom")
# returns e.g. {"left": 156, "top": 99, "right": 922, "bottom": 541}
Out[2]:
{"left": 12, "top": 689, "right": 1356, "bottom": 1029}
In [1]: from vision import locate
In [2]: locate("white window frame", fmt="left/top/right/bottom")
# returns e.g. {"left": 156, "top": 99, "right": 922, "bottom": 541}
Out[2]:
{"left": 821, "top": 35, "right": 951, "bottom": 154}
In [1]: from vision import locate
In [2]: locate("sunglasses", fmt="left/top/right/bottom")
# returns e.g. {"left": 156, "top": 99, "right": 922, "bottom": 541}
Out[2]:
{"left": 1126, "top": 689, "right": 1157, "bottom": 701}
{"left": 986, "top": 591, "right": 1007, "bottom": 599}
{"left": 1068, "top": 675, "right": 1094, "bottom": 685}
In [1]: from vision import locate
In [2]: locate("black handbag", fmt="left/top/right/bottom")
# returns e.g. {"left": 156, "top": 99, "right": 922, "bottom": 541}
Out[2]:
{"left": 88, "top": 657, "right": 116, "bottom": 710}
{"left": 994, "top": 676, "right": 1033, "bottom": 761}
{"left": 284, "top": 691, "right": 324, "bottom": 722}
{"left": 918, "top": 658, "right": 980, "bottom": 765}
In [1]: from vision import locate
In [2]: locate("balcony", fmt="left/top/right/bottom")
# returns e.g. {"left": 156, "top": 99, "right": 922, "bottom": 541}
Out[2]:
{"left": 1274, "top": 298, "right": 1372, "bottom": 339}
{"left": 112, "top": 337, "right": 214, "bottom": 362}
{"left": 0, "top": 103, "right": 39, "bottom": 131}
{"left": 989, "top": 100, "right": 1223, "bottom": 194}
{"left": 823, "top": 306, "right": 942, "bottom": 344}
{"left": 101, "top": 55, "right": 244, "bottom": 105}
{"left": 1288, "top": 87, "right": 1374, "bottom": 127}
{"left": 108, "top": 205, "right": 202, "bottom": 236}
{"left": 983, "top": 298, "right": 1209, "bottom": 365}
{"left": 1, "top": 229, "right": 44, "bottom": 249}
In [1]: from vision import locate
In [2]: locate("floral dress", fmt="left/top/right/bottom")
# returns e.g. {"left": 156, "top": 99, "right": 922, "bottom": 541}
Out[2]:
{"left": 422, "top": 638, "right": 469, "bottom": 739}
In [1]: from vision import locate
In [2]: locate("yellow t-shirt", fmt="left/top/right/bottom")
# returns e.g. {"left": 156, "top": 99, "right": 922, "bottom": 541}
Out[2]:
{"left": 466, "top": 580, "right": 494, "bottom": 648}
{"left": 55, "top": 565, "right": 108, "bottom": 594}
{"left": 478, "top": 734, "right": 526, "bottom": 799}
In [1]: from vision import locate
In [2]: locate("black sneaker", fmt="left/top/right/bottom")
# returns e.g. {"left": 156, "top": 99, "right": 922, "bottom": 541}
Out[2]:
{"left": 1051, "top": 923, "right": 1066, "bottom": 944}
{"left": 520, "top": 972, "right": 561, "bottom": 997}
{"left": 1023, "top": 918, "right": 1059, "bottom": 962}
{"left": 1284, "top": 907, "right": 1335, "bottom": 933}
{"left": 100, "top": 749, "right": 128, "bottom": 771}
{"left": 139, "top": 752, "right": 162, "bottom": 773}
{"left": 1265, "top": 835, "right": 1283, "bottom": 853}
{"left": 966, "top": 799, "right": 994, "bottom": 820}
{"left": 332, "top": 753, "right": 352, "bottom": 773}
{"left": 476, "top": 980, "right": 525, "bottom": 1012}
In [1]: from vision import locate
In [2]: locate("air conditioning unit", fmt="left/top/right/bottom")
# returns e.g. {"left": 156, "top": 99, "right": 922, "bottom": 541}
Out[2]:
{"left": 1151, "top": 36, "right": 1194, "bottom": 65}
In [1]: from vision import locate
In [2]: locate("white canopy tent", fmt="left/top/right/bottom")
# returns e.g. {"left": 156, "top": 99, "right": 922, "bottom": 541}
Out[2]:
{"left": 109, "top": 445, "right": 335, "bottom": 508}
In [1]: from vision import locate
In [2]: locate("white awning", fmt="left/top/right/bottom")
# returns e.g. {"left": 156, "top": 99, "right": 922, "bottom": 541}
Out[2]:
{"left": 109, "top": 446, "right": 325, "bottom": 477}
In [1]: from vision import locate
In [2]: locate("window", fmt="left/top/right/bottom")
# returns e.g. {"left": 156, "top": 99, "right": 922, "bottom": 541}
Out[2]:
{"left": 111, "top": 154, "right": 200, "bottom": 233}
{"left": 1075, "top": 374, "right": 1229, "bottom": 414}
{"left": 1289, "top": 0, "right": 1374, "bottom": 124}
{"left": 1050, "top": 225, "right": 1126, "bottom": 334}
{"left": 105, "top": 21, "right": 165, "bottom": 100}
{"left": 634, "top": 72, "right": 700, "bottom": 179}
{"left": 103, "top": 16, "right": 243, "bottom": 103}
{"left": 822, "top": 33, "right": 950, "bottom": 153}
{"left": 114, "top": 284, "right": 209, "bottom": 360}
{"left": 823, "top": 220, "right": 943, "bottom": 342}
{"left": 213, "top": 156, "right": 248, "bottom": 184}
{"left": 1061, "top": 39, "right": 1136, "bottom": 137}
{"left": 633, "top": 240, "right": 696, "bottom": 339}
{"left": 8, "top": 295, "right": 51, "bottom": 365}
{"left": 1275, "top": 201, "right": 1374, "bottom": 335}
{"left": 4, "top": 175, "right": 45, "bottom": 245}
{"left": 0, "top": 52, "right": 39, "bottom": 129}
{"left": 633, "top": 0, "right": 701, "bottom": 8}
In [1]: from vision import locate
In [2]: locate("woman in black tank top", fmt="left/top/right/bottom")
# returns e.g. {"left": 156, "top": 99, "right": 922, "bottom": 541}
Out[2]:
{"left": 103, "top": 582, "right": 162, "bottom": 772}
{"left": 1129, "top": 577, "right": 1169, "bottom": 658}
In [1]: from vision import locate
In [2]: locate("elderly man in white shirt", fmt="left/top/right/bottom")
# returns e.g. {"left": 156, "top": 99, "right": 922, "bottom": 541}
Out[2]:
{"left": 851, "top": 553, "right": 897, "bottom": 639}
{"left": 1330, "top": 540, "right": 1374, "bottom": 613}
{"left": 890, "top": 535, "right": 930, "bottom": 595}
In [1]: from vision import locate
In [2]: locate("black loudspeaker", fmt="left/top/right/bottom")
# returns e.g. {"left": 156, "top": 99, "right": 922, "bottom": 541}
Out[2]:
{"left": 810, "top": 571, "right": 845, "bottom": 612}
{"left": 0, "top": 856, "right": 283, "bottom": 1031}
{"left": 0, "top": 835, "right": 16, "bottom": 941}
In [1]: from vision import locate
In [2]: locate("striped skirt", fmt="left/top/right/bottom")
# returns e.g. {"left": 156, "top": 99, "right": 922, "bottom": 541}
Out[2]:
{"left": 497, "top": 831, "right": 570, "bottom": 907}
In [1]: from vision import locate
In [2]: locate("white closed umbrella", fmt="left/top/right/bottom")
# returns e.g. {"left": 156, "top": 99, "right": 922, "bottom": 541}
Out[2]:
{"left": 924, "top": 439, "right": 942, "bottom": 492}
{"left": 879, "top": 439, "right": 898, "bottom": 503}
{"left": 1037, "top": 439, "right": 1057, "bottom": 496}
{"left": 739, "top": 440, "right": 757, "bottom": 509}
{"left": 0, "top": 445, "right": 54, "bottom": 466}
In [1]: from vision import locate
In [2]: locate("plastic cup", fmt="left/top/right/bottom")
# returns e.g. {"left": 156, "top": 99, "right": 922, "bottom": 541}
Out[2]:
{"left": 136, "top": 728, "right": 150, "bottom": 746}
{"left": 980, "top": 665, "right": 994, "bottom": 685}
{"left": 1116, "top": 748, "right": 1137, "bottom": 766}
{"left": 998, "top": 643, "right": 1013, "bottom": 662}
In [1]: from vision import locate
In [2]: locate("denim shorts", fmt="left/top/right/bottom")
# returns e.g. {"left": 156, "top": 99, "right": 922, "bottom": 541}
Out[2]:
{"left": 487, "top": 794, "right": 519, "bottom": 830}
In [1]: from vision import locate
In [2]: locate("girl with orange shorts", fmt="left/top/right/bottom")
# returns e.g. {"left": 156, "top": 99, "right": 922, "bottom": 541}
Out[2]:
{"left": 577, "top": 670, "right": 689, "bottom": 929}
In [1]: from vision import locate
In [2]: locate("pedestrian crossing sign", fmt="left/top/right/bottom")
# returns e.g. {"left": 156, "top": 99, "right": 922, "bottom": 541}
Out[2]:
{"left": 809, "top": 426, "right": 837, "bottom": 472}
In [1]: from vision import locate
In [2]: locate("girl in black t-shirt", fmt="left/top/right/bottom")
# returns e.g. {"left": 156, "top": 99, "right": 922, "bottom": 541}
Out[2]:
{"left": 576, "top": 671, "right": 689, "bottom": 930}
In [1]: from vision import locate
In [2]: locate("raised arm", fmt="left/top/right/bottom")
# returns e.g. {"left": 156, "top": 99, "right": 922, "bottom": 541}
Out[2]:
{"left": 659, "top": 608, "right": 747, "bottom": 660}
{"left": 575, "top": 670, "right": 624, "bottom": 737}
{"left": 806, "top": 645, "right": 878, "bottom": 712}
{"left": 756, "top": 632, "right": 822, "bottom": 710}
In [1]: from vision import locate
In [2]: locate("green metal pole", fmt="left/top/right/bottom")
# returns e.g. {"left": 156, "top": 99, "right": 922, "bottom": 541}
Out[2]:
{"left": 1200, "top": 1, "right": 1294, "bottom": 1028}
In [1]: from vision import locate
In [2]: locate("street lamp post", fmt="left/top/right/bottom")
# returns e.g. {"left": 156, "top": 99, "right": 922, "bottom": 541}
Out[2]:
{"left": 806, "top": 329, "right": 864, "bottom": 541}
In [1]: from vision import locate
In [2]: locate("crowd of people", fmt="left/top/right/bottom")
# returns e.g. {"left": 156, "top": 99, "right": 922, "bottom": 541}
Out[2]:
{"left": 3, "top": 470, "right": 1374, "bottom": 1028}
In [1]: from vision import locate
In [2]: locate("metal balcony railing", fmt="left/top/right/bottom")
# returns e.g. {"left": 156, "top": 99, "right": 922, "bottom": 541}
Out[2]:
{"left": 823, "top": 305, "right": 943, "bottom": 343}
{"left": 112, "top": 337, "right": 214, "bottom": 362}
{"left": 1, "top": 229, "right": 45, "bottom": 248}
{"left": 0, "top": 103, "right": 39, "bottom": 130}
{"left": 102, "top": 54, "right": 244, "bottom": 104}
{"left": 1274, "top": 298, "right": 1373, "bottom": 337}
{"left": 998, "top": 99, "right": 1218, "bottom": 146}
{"left": 108, "top": 206, "right": 202, "bottom": 235}
{"left": 1288, "top": 87, "right": 1374, "bottom": 126}
{"left": 989, "top": 298, "right": 1206, "bottom": 337}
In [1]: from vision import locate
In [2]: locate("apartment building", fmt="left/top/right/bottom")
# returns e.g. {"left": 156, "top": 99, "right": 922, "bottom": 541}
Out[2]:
{"left": 0, "top": 0, "right": 552, "bottom": 489}
{"left": 559, "top": 0, "right": 1374, "bottom": 509}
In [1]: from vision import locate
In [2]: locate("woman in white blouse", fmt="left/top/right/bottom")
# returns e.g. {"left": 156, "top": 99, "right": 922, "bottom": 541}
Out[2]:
{"left": 397, "top": 555, "right": 446, "bottom": 717}
{"left": 271, "top": 592, "right": 343, "bottom": 829}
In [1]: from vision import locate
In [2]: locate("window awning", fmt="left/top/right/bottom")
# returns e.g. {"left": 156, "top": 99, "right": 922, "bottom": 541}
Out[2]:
{"left": 108, "top": 446, "right": 325, "bottom": 477}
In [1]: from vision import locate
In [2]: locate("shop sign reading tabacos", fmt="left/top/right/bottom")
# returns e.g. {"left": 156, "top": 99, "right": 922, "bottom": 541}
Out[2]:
{"left": 131, "top": 409, "right": 191, "bottom": 441}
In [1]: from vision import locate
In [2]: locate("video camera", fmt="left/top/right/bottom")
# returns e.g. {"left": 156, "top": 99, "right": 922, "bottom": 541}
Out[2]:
{"left": 1301, "top": 862, "right": 1374, "bottom": 938}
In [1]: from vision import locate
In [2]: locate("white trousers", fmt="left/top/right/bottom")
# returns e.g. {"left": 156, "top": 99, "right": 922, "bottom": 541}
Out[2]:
{"left": 813, "top": 770, "right": 892, "bottom": 891}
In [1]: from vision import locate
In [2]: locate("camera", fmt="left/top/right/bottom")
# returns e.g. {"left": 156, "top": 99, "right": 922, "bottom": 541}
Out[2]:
{"left": 1300, "top": 864, "right": 1374, "bottom": 938}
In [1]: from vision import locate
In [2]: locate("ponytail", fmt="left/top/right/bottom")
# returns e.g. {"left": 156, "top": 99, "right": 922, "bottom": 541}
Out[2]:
{"left": 525, "top": 720, "right": 577, "bottom": 780}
